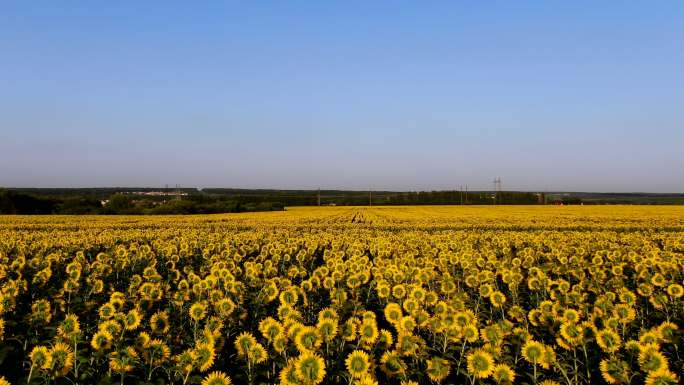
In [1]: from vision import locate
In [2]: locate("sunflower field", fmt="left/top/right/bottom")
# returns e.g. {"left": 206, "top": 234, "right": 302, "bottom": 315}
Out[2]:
{"left": 0, "top": 206, "right": 682, "bottom": 385}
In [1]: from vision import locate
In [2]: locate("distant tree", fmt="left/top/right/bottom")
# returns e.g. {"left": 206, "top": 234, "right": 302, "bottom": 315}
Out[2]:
{"left": 103, "top": 194, "right": 138, "bottom": 214}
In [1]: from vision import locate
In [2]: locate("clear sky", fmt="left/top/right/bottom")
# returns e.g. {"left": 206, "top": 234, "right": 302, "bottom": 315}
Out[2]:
{"left": 1, "top": 1, "right": 683, "bottom": 192}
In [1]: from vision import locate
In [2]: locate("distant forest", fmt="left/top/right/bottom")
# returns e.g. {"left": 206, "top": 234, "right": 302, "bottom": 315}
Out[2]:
{"left": 1, "top": 188, "right": 682, "bottom": 215}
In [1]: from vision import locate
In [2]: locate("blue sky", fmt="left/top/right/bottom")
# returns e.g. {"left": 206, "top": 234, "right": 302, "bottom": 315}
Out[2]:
{"left": 1, "top": 1, "right": 682, "bottom": 191}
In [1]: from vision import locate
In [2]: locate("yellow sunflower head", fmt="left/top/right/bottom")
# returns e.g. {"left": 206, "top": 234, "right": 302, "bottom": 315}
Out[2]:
{"left": 466, "top": 349, "right": 494, "bottom": 379}
{"left": 201, "top": 371, "right": 232, "bottom": 385}
{"left": 345, "top": 350, "right": 371, "bottom": 379}
{"left": 295, "top": 352, "right": 326, "bottom": 385}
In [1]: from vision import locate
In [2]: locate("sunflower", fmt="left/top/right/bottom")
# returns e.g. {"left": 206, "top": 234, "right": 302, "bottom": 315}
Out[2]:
{"left": 150, "top": 311, "right": 170, "bottom": 334}
{"left": 214, "top": 298, "right": 236, "bottom": 318}
{"left": 462, "top": 324, "right": 479, "bottom": 343}
{"left": 99, "top": 319, "right": 123, "bottom": 337}
{"left": 359, "top": 319, "right": 379, "bottom": 345}
{"left": 295, "top": 326, "right": 321, "bottom": 352}
{"left": 466, "top": 349, "right": 494, "bottom": 379}
{"left": 57, "top": 314, "right": 81, "bottom": 339}
{"left": 380, "top": 350, "right": 406, "bottom": 377}
{"left": 30, "top": 346, "right": 51, "bottom": 369}
{"left": 599, "top": 357, "right": 630, "bottom": 384}
{"left": 666, "top": 284, "right": 683, "bottom": 298}
{"left": 98, "top": 302, "right": 116, "bottom": 319}
{"left": 49, "top": 342, "right": 74, "bottom": 377}
{"left": 316, "top": 318, "right": 338, "bottom": 342}
{"left": 346, "top": 350, "right": 371, "bottom": 379}
{"left": 562, "top": 308, "right": 580, "bottom": 323}
{"left": 201, "top": 371, "right": 233, "bottom": 385}
{"left": 479, "top": 284, "right": 493, "bottom": 298}
{"left": 644, "top": 369, "right": 679, "bottom": 385}
{"left": 395, "top": 332, "right": 419, "bottom": 357}
{"left": 109, "top": 347, "right": 138, "bottom": 373}
{"left": 195, "top": 342, "right": 216, "bottom": 372}
{"left": 639, "top": 330, "right": 661, "bottom": 345}
{"left": 145, "top": 339, "right": 171, "bottom": 366}
{"left": 342, "top": 319, "right": 358, "bottom": 342}
{"left": 639, "top": 346, "right": 668, "bottom": 373}
{"left": 521, "top": 339, "right": 544, "bottom": 365}
{"left": 398, "top": 316, "right": 416, "bottom": 333}
{"left": 318, "top": 307, "right": 338, "bottom": 321}
{"left": 426, "top": 356, "right": 450, "bottom": 382}
{"left": 279, "top": 288, "right": 299, "bottom": 306}
{"left": 249, "top": 343, "right": 268, "bottom": 364}
{"left": 596, "top": 329, "right": 621, "bottom": 353}
{"left": 124, "top": 309, "right": 142, "bottom": 330}
{"left": 657, "top": 321, "right": 678, "bottom": 343}
{"left": 235, "top": 332, "right": 258, "bottom": 357}
{"left": 378, "top": 329, "right": 394, "bottom": 348}
{"left": 384, "top": 303, "right": 403, "bottom": 325}
{"left": 190, "top": 302, "right": 208, "bottom": 322}
{"left": 91, "top": 330, "right": 113, "bottom": 351}
{"left": 490, "top": 291, "right": 506, "bottom": 307}
{"left": 559, "top": 322, "right": 582, "bottom": 346}
{"left": 492, "top": 363, "right": 515, "bottom": 384}
{"left": 295, "top": 352, "right": 326, "bottom": 385}
{"left": 279, "top": 359, "right": 300, "bottom": 385}
{"left": 174, "top": 349, "right": 196, "bottom": 375}
{"left": 260, "top": 317, "right": 285, "bottom": 342}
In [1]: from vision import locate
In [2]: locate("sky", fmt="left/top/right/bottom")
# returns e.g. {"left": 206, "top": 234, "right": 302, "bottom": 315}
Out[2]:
{"left": 1, "top": 1, "right": 683, "bottom": 192}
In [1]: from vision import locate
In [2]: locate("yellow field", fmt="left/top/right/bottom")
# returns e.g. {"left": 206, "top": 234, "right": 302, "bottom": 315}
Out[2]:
{"left": 0, "top": 206, "right": 682, "bottom": 385}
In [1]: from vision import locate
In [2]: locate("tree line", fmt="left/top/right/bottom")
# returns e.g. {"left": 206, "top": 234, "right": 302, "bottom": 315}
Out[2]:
{"left": 0, "top": 189, "right": 284, "bottom": 215}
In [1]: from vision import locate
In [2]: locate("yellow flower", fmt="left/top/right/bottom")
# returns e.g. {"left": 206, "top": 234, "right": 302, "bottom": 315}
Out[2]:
{"left": 380, "top": 350, "right": 406, "bottom": 377}
{"left": 644, "top": 369, "right": 679, "bottom": 385}
{"left": 30, "top": 346, "right": 51, "bottom": 369}
{"left": 345, "top": 350, "right": 371, "bottom": 379}
{"left": 639, "top": 346, "right": 668, "bottom": 373}
{"left": 145, "top": 339, "right": 171, "bottom": 367}
{"left": 248, "top": 343, "right": 268, "bottom": 364}
{"left": 490, "top": 291, "right": 506, "bottom": 307}
{"left": 492, "top": 363, "right": 515, "bottom": 384}
{"left": 150, "top": 311, "right": 170, "bottom": 334}
{"left": 599, "top": 357, "right": 630, "bottom": 385}
{"left": 295, "top": 352, "right": 326, "bottom": 385}
{"left": 279, "top": 359, "right": 300, "bottom": 385}
{"left": 195, "top": 342, "right": 216, "bottom": 372}
{"left": 201, "top": 371, "right": 232, "bottom": 385}
{"left": 91, "top": 330, "right": 113, "bottom": 351}
{"left": 466, "top": 349, "right": 494, "bottom": 379}
{"left": 49, "top": 342, "right": 74, "bottom": 377}
{"left": 294, "top": 326, "right": 321, "bottom": 352}
{"left": 384, "top": 303, "right": 403, "bottom": 324}
{"left": 359, "top": 319, "right": 379, "bottom": 345}
{"left": 190, "top": 302, "right": 208, "bottom": 322}
{"left": 235, "top": 332, "right": 258, "bottom": 357}
{"left": 426, "top": 356, "right": 450, "bottom": 382}
{"left": 57, "top": 314, "right": 81, "bottom": 339}
{"left": 596, "top": 329, "right": 621, "bottom": 353}
{"left": 124, "top": 309, "right": 142, "bottom": 330}
{"left": 316, "top": 318, "right": 338, "bottom": 342}
{"left": 521, "top": 339, "right": 544, "bottom": 365}
{"left": 666, "top": 284, "right": 683, "bottom": 298}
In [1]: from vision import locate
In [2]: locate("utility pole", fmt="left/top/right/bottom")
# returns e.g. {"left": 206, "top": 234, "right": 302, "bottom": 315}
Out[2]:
{"left": 459, "top": 185, "right": 463, "bottom": 205}
{"left": 492, "top": 177, "right": 502, "bottom": 204}
{"left": 465, "top": 185, "right": 469, "bottom": 204}
{"left": 369, "top": 188, "right": 372, "bottom": 207}
{"left": 317, "top": 188, "right": 321, "bottom": 206}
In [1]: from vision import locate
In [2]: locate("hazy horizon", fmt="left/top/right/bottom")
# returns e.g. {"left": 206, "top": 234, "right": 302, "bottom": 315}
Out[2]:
{"left": 2, "top": 2, "right": 683, "bottom": 192}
